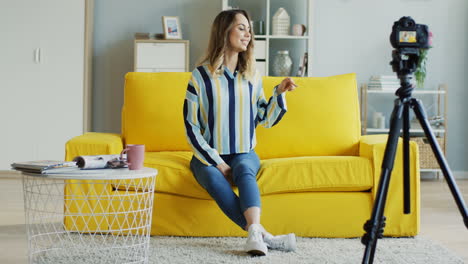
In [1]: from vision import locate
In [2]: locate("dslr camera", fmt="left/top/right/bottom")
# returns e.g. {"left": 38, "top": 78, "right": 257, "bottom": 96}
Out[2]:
{"left": 390, "top": 16, "right": 430, "bottom": 49}
{"left": 389, "top": 16, "right": 429, "bottom": 76}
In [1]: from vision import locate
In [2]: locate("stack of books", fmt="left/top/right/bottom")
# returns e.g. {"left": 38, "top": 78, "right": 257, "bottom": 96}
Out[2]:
{"left": 368, "top": 75, "right": 400, "bottom": 91}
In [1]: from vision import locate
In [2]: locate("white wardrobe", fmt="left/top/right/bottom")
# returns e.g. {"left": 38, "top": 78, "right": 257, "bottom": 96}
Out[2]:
{"left": 0, "top": 0, "right": 88, "bottom": 170}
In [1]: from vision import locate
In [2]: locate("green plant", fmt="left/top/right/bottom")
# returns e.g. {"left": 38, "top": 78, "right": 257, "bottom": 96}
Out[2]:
{"left": 415, "top": 48, "right": 429, "bottom": 88}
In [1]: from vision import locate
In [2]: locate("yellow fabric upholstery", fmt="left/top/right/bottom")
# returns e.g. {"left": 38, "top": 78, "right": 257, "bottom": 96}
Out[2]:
{"left": 122, "top": 72, "right": 192, "bottom": 151}
{"left": 64, "top": 72, "right": 420, "bottom": 238}
{"left": 256, "top": 74, "right": 361, "bottom": 159}
{"left": 258, "top": 156, "right": 373, "bottom": 194}
{"left": 122, "top": 152, "right": 373, "bottom": 200}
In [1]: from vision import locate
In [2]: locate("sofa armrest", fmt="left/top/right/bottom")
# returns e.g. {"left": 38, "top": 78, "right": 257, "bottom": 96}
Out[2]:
{"left": 64, "top": 132, "right": 123, "bottom": 232}
{"left": 65, "top": 132, "right": 124, "bottom": 161}
{"left": 359, "top": 134, "right": 420, "bottom": 236}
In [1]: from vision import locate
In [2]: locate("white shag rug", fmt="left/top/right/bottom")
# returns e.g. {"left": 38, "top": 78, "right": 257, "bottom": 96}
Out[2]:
{"left": 150, "top": 236, "right": 465, "bottom": 264}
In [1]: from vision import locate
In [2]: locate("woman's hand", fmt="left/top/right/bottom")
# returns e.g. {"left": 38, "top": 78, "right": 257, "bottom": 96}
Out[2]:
{"left": 277, "top": 77, "right": 297, "bottom": 94}
{"left": 216, "top": 162, "right": 233, "bottom": 184}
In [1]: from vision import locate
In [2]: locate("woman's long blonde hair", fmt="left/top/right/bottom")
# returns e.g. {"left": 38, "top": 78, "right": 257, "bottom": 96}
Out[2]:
{"left": 197, "top": 9, "right": 256, "bottom": 81}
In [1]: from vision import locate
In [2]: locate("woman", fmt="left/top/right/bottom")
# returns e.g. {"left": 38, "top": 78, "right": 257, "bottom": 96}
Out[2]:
{"left": 183, "top": 9, "right": 296, "bottom": 256}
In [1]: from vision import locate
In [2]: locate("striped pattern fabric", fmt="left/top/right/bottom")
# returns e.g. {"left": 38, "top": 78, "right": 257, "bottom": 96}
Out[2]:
{"left": 183, "top": 65, "right": 287, "bottom": 166}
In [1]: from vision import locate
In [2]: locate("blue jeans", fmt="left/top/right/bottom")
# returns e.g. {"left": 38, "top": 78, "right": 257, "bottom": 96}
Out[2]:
{"left": 190, "top": 150, "right": 261, "bottom": 230}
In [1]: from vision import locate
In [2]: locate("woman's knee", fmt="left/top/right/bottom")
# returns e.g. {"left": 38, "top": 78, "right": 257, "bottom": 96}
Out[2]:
{"left": 233, "top": 160, "right": 259, "bottom": 175}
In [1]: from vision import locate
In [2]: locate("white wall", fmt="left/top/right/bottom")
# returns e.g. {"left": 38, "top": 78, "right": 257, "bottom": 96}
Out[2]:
{"left": 312, "top": 0, "right": 468, "bottom": 171}
{"left": 92, "top": 0, "right": 468, "bottom": 170}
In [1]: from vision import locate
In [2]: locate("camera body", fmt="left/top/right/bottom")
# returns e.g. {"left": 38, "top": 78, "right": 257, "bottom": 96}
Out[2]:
{"left": 390, "top": 16, "right": 430, "bottom": 49}
{"left": 389, "top": 17, "right": 430, "bottom": 78}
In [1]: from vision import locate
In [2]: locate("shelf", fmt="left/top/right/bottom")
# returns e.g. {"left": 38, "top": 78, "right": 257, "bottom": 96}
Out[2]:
{"left": 367, "top": 89, "right": 446, "bottom": 94}
{"left": 366, "top": 128, "right": 446, "bottom": 133}
{"left": 223, "top": 0, "right": 312, "bottom": 76}
{"left": 421, "top": 169, "right": 442, "bottom": 172}
{"left": 267, "top": 35, "right": 310, "bottom": 39}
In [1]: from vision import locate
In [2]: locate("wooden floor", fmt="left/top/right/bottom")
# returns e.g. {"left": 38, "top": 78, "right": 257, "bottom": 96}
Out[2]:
{"left": 0, "top": 175, "right": 467, "bottom": 263}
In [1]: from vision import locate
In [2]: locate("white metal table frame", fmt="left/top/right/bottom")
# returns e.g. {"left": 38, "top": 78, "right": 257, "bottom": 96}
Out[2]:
{"left": 21, "top": 167, "right": 157, "bottom": 264}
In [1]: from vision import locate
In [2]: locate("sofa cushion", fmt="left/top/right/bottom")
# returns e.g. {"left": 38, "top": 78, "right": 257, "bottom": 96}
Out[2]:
{"left": 122, "top": 72, "right": 192, "bottom": 152}
{"left": 255, "top": 73, "right": 361, "bottom": 159}
{"left": 257, "top": 156, "right": 373, "bottom": 195}
{"left": 143, "top": 152, "right": 373, "bottom": 199}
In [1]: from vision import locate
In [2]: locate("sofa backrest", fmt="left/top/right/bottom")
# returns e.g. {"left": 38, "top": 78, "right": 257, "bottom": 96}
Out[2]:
{"left": 122, "top": 72, "right": 361, "bottom": 157}
{"left": 122, "top": 72, "right": 192, "bottom": 152}
{"left": 255, "top": 73, "right": 361, "bottom": 158}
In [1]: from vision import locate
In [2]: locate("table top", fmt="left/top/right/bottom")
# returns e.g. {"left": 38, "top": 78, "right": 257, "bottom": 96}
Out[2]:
{"left": 21, "top": 167, "right": 158, "bottom": 180}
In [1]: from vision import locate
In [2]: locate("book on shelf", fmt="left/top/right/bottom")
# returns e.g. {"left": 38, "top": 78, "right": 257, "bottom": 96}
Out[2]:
{"left": 296, "top": 52, "right": 308, "bottom": 77}
{"left": 368, "top": 75, "right": 400, "bottom": 91}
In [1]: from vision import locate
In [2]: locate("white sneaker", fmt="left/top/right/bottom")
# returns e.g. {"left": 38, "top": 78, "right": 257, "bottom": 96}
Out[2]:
{"left": 263, "top": 233, "right": 297, "bottom": 252}
{"left": 244, "top": 224, "right": 268, "bottom": 256}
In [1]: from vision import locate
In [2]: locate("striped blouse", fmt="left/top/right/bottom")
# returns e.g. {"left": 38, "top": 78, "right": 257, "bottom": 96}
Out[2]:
{"left": 183, "top": 65, "right": 287, "bottom": 166}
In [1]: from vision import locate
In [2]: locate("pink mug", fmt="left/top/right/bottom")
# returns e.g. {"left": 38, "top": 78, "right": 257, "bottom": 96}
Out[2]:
{"left": 120, "top": 144, "right": 145, "bottom": 170}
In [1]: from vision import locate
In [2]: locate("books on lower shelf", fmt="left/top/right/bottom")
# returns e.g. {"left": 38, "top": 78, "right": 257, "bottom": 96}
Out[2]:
{"left": 368, "top": 75, "right": 400, "bottom": 91}
{"left": 11, "top": 155, "right": 128, "bottom": 175}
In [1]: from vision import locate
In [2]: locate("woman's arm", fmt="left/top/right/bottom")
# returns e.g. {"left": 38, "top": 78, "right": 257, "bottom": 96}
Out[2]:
{"left": 256, "top": 76, "right": 295, "bottom": 128}
{"left": 183, "top": 76, "right": 224, "bottom": 166}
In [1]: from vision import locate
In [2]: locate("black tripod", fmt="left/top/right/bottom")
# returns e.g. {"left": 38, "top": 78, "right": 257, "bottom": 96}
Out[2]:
{"left": 361, "top": 48, "right": 468, "bottom": 264}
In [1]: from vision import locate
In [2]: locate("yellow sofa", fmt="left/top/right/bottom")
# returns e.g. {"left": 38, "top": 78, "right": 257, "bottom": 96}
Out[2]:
{"left": 65, "top": 72, "right": 420, "bottom": 238}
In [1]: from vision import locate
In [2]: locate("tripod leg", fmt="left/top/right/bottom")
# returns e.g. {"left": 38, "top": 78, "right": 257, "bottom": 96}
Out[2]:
{"left": 411, "top": 98, "right": 468, "bottom": 228}
{"left": 403, "top": 103, "right": 411, "bottom": 214}
{"left": 362, "top": 99, "right": 405, "bottom": 264}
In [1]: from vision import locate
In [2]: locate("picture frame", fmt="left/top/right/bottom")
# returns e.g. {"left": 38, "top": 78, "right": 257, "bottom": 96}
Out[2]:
{"left": 162, "top": 16, "right": 182, "bottom": 39}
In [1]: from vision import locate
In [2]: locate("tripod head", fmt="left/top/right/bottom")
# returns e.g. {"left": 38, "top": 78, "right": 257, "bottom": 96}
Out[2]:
{"left": 389, "top": 17, "right": 430, "bottom": 99}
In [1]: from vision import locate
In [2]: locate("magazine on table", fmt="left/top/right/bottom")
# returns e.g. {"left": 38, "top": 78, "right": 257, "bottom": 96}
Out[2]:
{"left": 11, "top": 160, "right": 78, "bottom": 174}
{"left": 73, "top": 154, "right": 127, "bottom": 169}
{"left": 12, "top": 155, "right": 128, "bottom": 175}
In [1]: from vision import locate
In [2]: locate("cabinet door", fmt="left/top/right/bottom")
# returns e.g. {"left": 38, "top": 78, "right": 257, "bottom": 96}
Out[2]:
{"left": 135, "top": 43, "right": 186, "bottom": 69}
{"left": 0, "top": 0, "right": 41, "bottom": 168}
{"left": 36, "top": 0, "right": 85, "bottom": 161}
{"left": 256, "top": 61, "right": 266, "bottom": 76}
{"left": 254, "top": 40, "right": 266, "bottom": 60}
{"left": 0, "top": 0, "right": 85, "bottom": 169}
{"left": 136, "top": 68, "right": 186, "bottom": 73}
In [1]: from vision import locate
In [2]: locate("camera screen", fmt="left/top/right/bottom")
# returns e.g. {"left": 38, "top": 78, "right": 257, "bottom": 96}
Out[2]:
{"left": 399, "top": 31, "right": 417, "bottom": 43}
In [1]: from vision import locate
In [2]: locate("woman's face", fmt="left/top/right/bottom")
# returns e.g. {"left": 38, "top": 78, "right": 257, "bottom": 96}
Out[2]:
{"left": 228, "top": 14, "right": 251, "bottom": 53}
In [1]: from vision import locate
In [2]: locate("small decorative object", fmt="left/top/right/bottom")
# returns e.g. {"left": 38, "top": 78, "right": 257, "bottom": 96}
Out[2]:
{"left": 272, "top": 8, "right": 290, "bottom": 35}
{"left": 415, "top": 31, "right": 433, "bottom": 88}
{"left": 272, "top": 50, "right": 293, "bottom": 76}
{"left": 162, "top": 16, "right": 182, "bottom": 39}
{"left": 154, "top": 33, "right": 165, "bottom": 39}
{"left": 134, "top": 32, "right": 150, "bottom": 39}
{"left": 253, "top": 20, "right": 265, "bottom": 35}
{"left": 372, "top": 112, "right": 386, "bottom": 129}
{"left": 292, "top": 24, "right": 306, "bottom": 36}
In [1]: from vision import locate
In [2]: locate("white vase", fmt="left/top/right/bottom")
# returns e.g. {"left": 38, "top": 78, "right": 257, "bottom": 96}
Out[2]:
{"left": 272, "top": 50, "right": 292, "bottom": 76}
{"left": 272, "top": 8, "right": 290, "bottom": 35}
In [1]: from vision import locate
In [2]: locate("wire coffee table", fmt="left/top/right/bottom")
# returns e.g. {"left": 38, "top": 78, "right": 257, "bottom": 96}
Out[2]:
{"left": 21, "top": 167, "right": 157, "bottom": 264}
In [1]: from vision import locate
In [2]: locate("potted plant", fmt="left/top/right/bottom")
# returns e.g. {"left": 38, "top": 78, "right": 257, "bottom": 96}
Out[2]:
{"left": 415, "top": 31, "right": 433, "bottom": 89}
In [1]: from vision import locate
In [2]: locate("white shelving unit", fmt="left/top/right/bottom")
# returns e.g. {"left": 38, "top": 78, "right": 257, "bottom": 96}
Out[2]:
{"left": 222, "top": 0, "right": 313, "bottom": 76}
{"left": 360, "top": 84, "right": 448, "bottom": 173}
{"left": 134, "top": 39, "right": 189, "bottom": 72}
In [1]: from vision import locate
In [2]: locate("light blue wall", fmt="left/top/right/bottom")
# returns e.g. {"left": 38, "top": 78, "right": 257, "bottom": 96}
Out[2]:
{"left": 92, "top": 0, "right": 220, "bottom": 133}
{"left": 311, "top": 0, "right": 468, "bottom": 171}
{"left": 92, "top": 0, "right": 467, "bottom": 170}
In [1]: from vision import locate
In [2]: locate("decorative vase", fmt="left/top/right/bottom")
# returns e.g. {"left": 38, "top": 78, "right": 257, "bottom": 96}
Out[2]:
{"left": 272, "top": 8, "right": 290, "bottom": 35}
{"left": 272, "top": 50, "right": 292, "bottom": 76}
